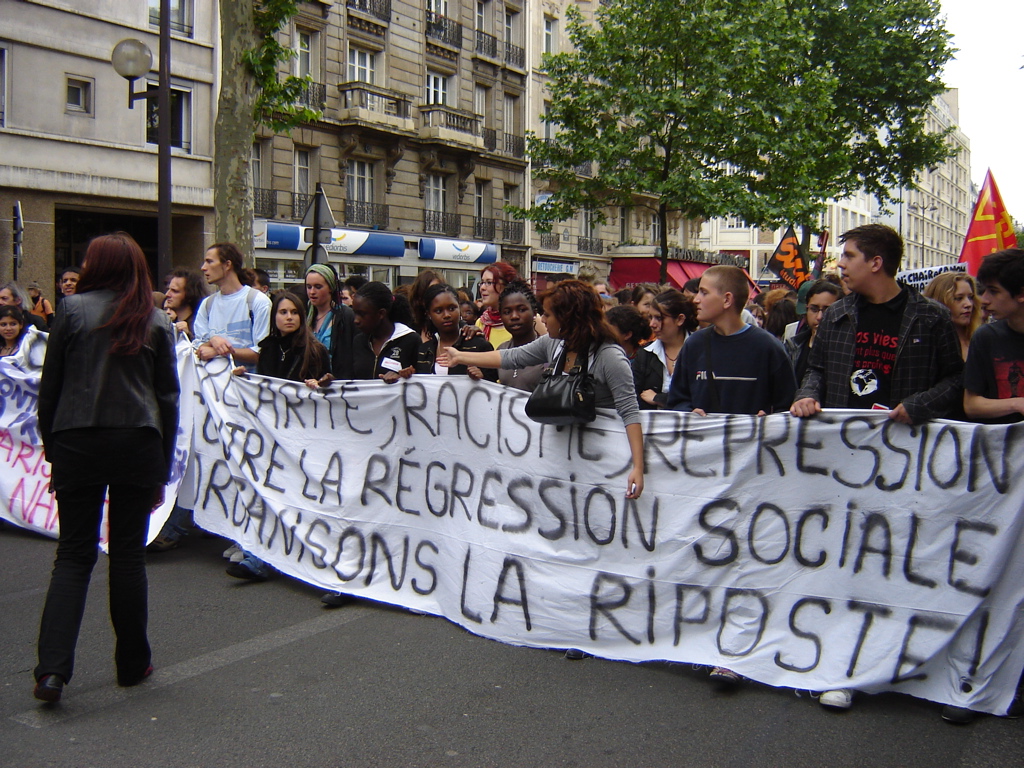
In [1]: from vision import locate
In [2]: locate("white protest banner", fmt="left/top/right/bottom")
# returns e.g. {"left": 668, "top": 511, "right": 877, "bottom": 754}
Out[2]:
{"left": 896, "top": 263, "right": 967, "bottom": 290}
{"left": 0, "top": 329, "right": 195, "bottom": 544}
{"left": 191, "top": 357, "right": 1024, "bottom": 715}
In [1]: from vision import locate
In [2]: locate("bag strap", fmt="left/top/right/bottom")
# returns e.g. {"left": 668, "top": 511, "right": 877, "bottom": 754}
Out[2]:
{"left": 703, "top": 331, "right": 720, "bottom": 413}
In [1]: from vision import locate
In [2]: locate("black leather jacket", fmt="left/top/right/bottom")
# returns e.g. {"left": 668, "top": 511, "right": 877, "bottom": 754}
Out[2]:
{"left": 38, "top": 290, "right": 180, "bottom": 480}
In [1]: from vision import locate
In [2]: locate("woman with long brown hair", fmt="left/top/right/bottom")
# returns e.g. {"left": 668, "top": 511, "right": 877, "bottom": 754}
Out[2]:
{"left": 34, "top": 232, "right": 179, "bottom": 703}
{"left": 439, "top": 278, "right": 644, "bottom": 498}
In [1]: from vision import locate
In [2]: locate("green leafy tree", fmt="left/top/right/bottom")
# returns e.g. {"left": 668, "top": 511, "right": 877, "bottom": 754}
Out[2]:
{"left": 215, "top": 0, "right": 321, "bottom": 251}
{"left": 521, "top": 0, "right": 954, "bottom": 282}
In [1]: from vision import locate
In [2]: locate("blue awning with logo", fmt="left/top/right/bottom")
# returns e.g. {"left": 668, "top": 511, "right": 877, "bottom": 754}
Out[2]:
{"left": 418, "top": 238, "right": 497, "bottom": 263}
{"left": 254, "top": 222, "right": 405, "bottom": 258}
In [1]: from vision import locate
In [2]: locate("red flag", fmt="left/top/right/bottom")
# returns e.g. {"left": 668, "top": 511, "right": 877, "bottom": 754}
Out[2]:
{"left": 766, "top": 226, "right": 810, "bottom": 289}
{"left": 959, "top": 169, "right": 1018, "bottom": 276}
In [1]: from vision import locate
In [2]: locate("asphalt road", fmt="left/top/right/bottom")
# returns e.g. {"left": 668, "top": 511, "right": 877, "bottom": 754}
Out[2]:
{"left": 2, "top": 524, "right": 1021, "bottom": 768}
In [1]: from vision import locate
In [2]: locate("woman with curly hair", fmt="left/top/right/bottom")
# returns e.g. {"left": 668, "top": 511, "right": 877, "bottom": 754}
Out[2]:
{"left": 475, "top": 262, "right": 523, "bottom": 347}
{"left": 924, "top": 271, "right": 981, "bottom": 361}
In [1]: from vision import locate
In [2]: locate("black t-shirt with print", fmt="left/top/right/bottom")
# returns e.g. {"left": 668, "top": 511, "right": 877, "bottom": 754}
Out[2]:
{"left": 848, "top": 288, "right": 908, "bottom": 409}
{"left": 963, "top": 320, "right": 1024, "bottom": 423}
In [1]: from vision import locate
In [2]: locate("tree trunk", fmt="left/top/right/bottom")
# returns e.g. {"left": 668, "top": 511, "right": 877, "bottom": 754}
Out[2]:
{"left": 214, "top": 0, "right": 259, "bottom": 251}
{"left": 658, "top": 201, "right": 669, "bottom": 285}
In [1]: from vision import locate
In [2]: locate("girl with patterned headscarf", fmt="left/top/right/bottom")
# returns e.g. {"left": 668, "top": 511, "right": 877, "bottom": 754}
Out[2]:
{"left": 304, "top": 263, "right": 357, "bottom": 380}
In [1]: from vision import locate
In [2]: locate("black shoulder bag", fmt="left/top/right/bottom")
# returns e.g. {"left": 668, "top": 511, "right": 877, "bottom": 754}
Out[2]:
{"left": 525, "top": 344, "right": 597, "bottom": 425}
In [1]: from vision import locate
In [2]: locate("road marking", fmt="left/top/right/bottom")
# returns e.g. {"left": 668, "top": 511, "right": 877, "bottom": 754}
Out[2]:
{"left": 11, "top": 609, "right": 363, "bottom": 729}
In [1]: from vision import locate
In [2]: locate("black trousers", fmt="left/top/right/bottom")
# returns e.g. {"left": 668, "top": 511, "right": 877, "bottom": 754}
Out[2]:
{"left": 35, "top": 483, "right": 156, "bottom": 684}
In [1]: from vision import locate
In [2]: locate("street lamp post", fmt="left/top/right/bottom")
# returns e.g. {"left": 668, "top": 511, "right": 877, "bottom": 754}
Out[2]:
{"left": 111, "top": 0, "right": 172, "bottom": 282}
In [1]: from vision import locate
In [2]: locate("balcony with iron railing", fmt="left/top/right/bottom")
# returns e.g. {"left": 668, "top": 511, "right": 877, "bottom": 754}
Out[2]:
{"left": 296, "top": 81, "right": 327, "bottom": 110}
{"left": 338, "top": 83, "right": 413, "bottom": 129}
{"left": 426, "top": 11, "right": 462, "bottom": 48}
{"left": 251, "top": 187, "right": 278, "bottom": 219}
{"left": 578, "top": 236, "right": 604, "bottom": 255}
{"left": 475, "top": 31, "right": 498, "bottom": 58}
{"left": 504, "top": 133, "right": 525, "bottom": 158}
{"left": 482, "top": 127, "right": 497, "bottom": 151}
{"left": 347, "top": 0, "right": 391, "bottom": 22}
{"left": 499, "top": 219, "right": 524, "bottom": 244}
{"left": 424, "top": 210, "right": 462, "bottom": 237}
{"left": 538, "top": 232, "right": 561, "bottom": 251}
{"left": 504, "top": 41, "right": 525, "bottom": 69}
{"left": 574, "top": 160, "right": 593, "bottom": 177}
{"left": 346, "top": 201, "right": 390, "bottom": 229}
{"left": 474, "top": 217, "right": 496, "bottom": 240}
{"left": 292, "top": 192, "right": 313, "bottom": 220}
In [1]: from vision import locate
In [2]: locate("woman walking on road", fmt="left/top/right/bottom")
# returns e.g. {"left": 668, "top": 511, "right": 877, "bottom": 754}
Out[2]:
{"left": 33, "top": 232, "right": 179, "bottom": 703}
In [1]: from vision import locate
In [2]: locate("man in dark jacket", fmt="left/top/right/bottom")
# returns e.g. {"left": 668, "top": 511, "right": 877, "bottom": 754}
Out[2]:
{"left": 791, "top": 224, "right": 963, "bottom": 427}
{"left": 790, "top": 223, "right": 963, "bottom": 713}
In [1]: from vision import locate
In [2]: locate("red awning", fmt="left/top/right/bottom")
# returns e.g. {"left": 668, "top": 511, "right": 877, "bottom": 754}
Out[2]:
{"left": 609, "top": 258, "right": 759, "bottom": 294}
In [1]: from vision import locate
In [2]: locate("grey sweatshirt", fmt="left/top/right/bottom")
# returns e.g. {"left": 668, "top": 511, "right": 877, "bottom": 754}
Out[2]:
{"left": 499, "top": 335, "right": 641, "bottom": 426}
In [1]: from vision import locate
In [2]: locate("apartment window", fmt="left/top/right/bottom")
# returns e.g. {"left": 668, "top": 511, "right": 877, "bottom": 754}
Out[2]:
{"left": 250, "top": 143, "right": 263, "bottom": 187}
{"left": 505, "top": 11, "right": 517, "bottom": 44}
{"left": 149, "top": 0, "right": 193, "bottom": 36}
{"left": 542, "top": 100, "right": 554, "bottom": 140}
{"left": 348, "top": 159, "right": 375, "bottom": 202}
{"left": 476, "top": 0, "right": 488, "bottom": 31}
{"left": 425, "top": 174, "right": 447, "bottom": 212}
{"left": 295, "top": 148, "right": 311, "bottom": 194}
{"left": 296, "top": 28, "right": 318, "bottom": 79}
{"left": 723, "top": 217, "right": 747, "bottom": 229}
{"left": 146, "top": 84, "right": 191, "bottom": 151}
{"left": 619, "top": 206, "right": 630, "bottom": 243}
{"left": 581, "top": 210, "right": 597, "bottom": 239}
{"left": 0, "top": 47, "right": 6, "bottom": 127}
{"left": 66, "top": 77, "right": 93, "bottom": 115}
{"left": 503, "top": 184, "right": 519, "bottom": 214}
{"left": 474, "top": 181, "right": 488, "bottom": 218}
{"left": 428, "top": 0, "right": 449, "bottom": 15}
{"left": 474, "top": 85, "right": 489, "bottom": 117}
{"left": 543, "top": 17, "right": 557, "bottom": 55}
{"left": 348, "top": 47, "right": 377, "bottom": 84}
{"left": 426, "top": 71, "right": 450, "bottom": 106}
{"left": 504, "top": 93, "right": 519, "bottom": 132}
{"left": 651, "top": 214, "right": 661, "bottom": 244}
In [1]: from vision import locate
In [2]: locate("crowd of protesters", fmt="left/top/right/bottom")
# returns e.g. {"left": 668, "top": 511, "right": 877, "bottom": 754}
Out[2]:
{"left": 9, "top": 225, "right": 1024, "bottom": 724}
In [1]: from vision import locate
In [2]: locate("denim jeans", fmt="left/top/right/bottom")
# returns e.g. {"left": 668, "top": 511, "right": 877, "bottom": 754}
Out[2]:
{"left": 35, "top": 483, "right": 156, "bottom": 684}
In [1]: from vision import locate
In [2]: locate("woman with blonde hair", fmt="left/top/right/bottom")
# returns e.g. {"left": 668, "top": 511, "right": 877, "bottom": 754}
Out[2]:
{"left": 923, "top": 271, "right": 981, "bottom": 360}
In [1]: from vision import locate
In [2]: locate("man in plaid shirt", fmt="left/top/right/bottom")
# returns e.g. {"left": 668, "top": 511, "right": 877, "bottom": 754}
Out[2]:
{"left": 790, "top": 224, "right": 963, "bottom": 713}
{"left": 791, "top": 224, "right": 963, "bottom": 426}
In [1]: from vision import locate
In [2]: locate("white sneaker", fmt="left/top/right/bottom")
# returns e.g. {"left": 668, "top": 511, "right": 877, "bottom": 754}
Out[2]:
{"left": 819, "top": 689, "right": 854, "bottom": 709}
{"left": 222, "top": 544, "right": 240, "bottom": 560}
{"left": 229, "top": 549, "right": 245, "bottom": 563}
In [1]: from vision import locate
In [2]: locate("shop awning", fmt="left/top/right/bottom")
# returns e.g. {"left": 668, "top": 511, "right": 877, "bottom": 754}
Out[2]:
{"left": 418, "top": 238, "right": 497, "bottom": 263}
{"left": 253, "top": 221, "right": 405, "bottom": 258}
{"left": 609, "top": 257, "right": 759, "bottom": 294}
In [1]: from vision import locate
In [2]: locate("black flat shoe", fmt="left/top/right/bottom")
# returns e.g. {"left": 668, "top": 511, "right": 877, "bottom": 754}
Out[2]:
{"left": 34, "top": 674, "right": 64, "bottom": 703}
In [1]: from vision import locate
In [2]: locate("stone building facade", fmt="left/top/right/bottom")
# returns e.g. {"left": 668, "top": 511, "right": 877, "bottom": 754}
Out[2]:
{"left": 0, "top": 0, "right": 217, "bottom": 297}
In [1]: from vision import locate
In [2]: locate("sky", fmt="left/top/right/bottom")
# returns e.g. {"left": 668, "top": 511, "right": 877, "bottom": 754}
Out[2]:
{"left": 940, "top": 0, "right": 1024, "bottom": 224}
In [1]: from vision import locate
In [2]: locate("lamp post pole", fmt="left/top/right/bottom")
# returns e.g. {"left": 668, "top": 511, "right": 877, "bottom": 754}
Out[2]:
{"left": 111, "top": 0, "right": 172, "bottom": 283}
{"left": 157, "top": 0, "right": 172, "bottom": 283}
